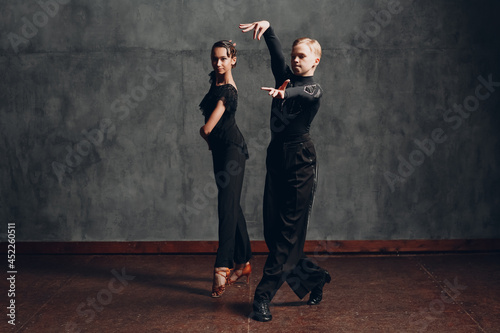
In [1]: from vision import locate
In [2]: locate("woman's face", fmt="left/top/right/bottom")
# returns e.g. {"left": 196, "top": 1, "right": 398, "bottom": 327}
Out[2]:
{"left": 211, "top": 47, "right": 236, "bottom": 75}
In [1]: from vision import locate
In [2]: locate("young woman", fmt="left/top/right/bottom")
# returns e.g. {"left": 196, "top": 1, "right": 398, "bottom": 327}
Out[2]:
{"left": 199, "top": 40, "right": 252, "bottom": 298}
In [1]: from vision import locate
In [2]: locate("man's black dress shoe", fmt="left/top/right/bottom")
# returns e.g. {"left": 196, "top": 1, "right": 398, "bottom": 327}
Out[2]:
{"left": 307, "top": 270, "right": 331, "bottom": 305}
{"left": 251, "top": 299, "right": 272, "bottom": 322}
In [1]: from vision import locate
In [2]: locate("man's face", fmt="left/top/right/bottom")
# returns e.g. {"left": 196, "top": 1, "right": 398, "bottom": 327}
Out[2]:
{"left": 291, "top": 44, "right": 319, "bottom": 76}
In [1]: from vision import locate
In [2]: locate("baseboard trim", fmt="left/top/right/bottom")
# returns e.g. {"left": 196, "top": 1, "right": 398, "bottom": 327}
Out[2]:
{"left": 5, "top": 239, "right": 500, "bottom": 254}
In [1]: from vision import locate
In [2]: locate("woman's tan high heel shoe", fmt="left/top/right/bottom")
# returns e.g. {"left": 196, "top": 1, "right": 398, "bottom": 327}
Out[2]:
{"left": 227, "top": 262, "right": 251, "bottom": 285}
{"left": 211, "top": 267, "right": 230, "bottom": 298}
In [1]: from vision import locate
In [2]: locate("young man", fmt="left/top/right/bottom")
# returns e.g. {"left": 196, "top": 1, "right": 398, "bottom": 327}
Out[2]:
{"left": 239, "top": 21, "right": 330, "bottom": 322}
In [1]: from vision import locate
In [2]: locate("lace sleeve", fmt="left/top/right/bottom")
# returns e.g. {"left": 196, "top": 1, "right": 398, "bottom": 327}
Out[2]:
{"left": 199, "top": 84, "right": 238, "bottom": 117}
{"left": 218, "top": 85, "right": 238, "bottom": 114}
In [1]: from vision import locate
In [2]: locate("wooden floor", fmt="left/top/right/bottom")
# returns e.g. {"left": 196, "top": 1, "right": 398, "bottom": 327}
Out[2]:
{"left": 2, "top": 253, "right": 499, "bottom": 332}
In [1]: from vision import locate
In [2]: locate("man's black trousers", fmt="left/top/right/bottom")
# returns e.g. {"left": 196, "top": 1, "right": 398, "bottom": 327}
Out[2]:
{"left": 254, "top": 134, "right": 325, "bottom": 301}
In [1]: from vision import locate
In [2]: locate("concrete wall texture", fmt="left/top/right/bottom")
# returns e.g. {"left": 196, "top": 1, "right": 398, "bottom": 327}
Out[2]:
{"left": 1, "top": 0, "right": 499, "bottom": 242}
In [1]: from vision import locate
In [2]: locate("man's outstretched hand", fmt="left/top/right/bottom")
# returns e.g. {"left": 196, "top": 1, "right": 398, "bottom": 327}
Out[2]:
{"left": 239, "top": 21, "right": 270, "bottom": 40}
{"left": 261, "top": 79, "right": 290, "bottom": 99}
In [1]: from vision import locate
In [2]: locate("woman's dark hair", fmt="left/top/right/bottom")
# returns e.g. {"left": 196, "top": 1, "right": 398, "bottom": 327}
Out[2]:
{"left": 211, "top": 40, "right": 237, "bottom": 68}
{"left": 209, "top": 40, "right": 237, "bottom": 84}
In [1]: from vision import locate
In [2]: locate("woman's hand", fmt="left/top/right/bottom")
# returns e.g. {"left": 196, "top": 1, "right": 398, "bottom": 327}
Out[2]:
{"left": 261, "top": 79, "right": 290, "bottom": 99}
{"left": 239, "top": 21, "right": 270, "bottom": 40}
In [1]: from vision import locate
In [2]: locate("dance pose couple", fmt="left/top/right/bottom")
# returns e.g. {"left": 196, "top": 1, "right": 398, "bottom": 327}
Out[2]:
{"left": 199, "top": 20, "right": 330, "bottom": 322}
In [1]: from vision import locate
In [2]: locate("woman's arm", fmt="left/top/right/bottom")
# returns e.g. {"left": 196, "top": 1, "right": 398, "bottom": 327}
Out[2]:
{"left": 200, "top": 99, "right": 226, "bottom": 139}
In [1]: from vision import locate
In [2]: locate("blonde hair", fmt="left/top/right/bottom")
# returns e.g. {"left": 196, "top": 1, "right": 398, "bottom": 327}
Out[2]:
{"left": 292, "top": 38, "right": 322, "bottom": 59}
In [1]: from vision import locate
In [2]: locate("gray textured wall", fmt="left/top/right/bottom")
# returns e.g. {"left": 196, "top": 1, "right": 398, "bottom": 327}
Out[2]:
{"left": 1, "top": 0, "right": 499, "bottom": 242}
